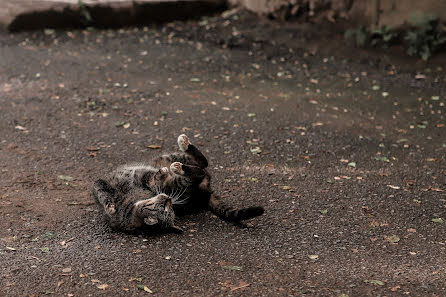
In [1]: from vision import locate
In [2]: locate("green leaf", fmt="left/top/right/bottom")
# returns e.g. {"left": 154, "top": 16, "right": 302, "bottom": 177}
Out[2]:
{"left": 40, "top": 247, "right": 50, "bottom": 253}
{"left": 250, "top": 147, "right": 262, "bottom": 154}
{"left": 417, "top": 121, "right": 428, "bottom": 128}
{"left": 384, "top": 235, "right": 400, "bottom": 243}
{"left": 364, "top": 279, "right": 385, "bottom": 286}
{"left": 115, "top": 121, "right": 125, "bottom": 127}
{"left": 243, "top": 177, "right": 259, "bottom": 182}
{"left": 432, "top": 218, "right": 443, "bottom": 224}
{"left": 320, "top": 209, "right": 328, "bottom": 214}
{"left": 374, "top": 156, "right": 389, "bottom": 162}
{"left": 222, "top": 265, "right": 243, "bottom": 271}
{"left": 347, "top": 162, "right": 356, "bottom": 168}
{"left": 190, "top": 78, "right": 201, "bottom": 82}
{"left": 137, "top": 285, "right": 153, "bottom": 293}
{"left": 247, "top": 113, "right": 256, "bottom": 117}
{"left": 421, "top": 46, "right": 431, "bottom": 61}
{"left": 58, "top": 175, "right": 74, "bottom": 181}
{"left": 42, "top": 232, "right": 55, "bottom": 240}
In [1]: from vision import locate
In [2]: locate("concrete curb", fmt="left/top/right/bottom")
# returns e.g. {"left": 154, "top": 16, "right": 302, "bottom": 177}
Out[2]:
{"left": 1, "top": 0, "right": 227, "bottom": 32}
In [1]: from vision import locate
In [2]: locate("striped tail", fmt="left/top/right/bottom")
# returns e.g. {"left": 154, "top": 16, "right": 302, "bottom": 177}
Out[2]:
{"left": 208, "top": 194, "right": 264, "bottom": 222}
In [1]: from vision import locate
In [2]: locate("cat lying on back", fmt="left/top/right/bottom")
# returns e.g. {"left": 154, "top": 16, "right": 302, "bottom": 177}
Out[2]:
{"left": 92, "top": 134, "right": 264, "bottom": 233}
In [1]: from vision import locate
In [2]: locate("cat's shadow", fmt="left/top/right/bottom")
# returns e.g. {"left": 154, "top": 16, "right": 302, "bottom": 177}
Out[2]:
{"left": 98, "top": 213, "right": 254, "bottom": 239}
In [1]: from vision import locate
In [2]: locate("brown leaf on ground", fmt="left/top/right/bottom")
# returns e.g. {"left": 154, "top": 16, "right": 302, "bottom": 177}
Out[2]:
{"left": 220, "top": 280, "right": 251, "bottom": 291}
{"left": 97, "top": 283, "right": 109, "bottom": 290}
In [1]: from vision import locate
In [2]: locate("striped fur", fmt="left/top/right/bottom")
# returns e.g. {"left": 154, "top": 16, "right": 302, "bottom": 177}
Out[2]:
{"left": 92, "top": 134, "right": 264, "bottom": 233}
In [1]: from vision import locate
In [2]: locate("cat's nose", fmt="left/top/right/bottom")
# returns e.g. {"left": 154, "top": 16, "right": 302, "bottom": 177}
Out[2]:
{"left": 159, "top": 194, "right": 171, "bottom": 204}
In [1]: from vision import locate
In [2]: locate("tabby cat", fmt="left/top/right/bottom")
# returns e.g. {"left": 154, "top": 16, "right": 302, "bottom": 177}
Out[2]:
{"left": 92, "top": 134, "right": 264, "bottom": 233}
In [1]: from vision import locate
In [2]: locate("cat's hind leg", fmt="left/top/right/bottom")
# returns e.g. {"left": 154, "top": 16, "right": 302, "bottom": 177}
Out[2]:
{"left": 177, "top": 134, "right": 208, "bottom": 168}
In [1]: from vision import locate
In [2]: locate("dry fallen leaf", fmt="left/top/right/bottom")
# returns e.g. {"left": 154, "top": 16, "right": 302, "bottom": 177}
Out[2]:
{"left": 384, "top": 235, "right": 400, "bottom": 243}
{"left": 147, "top": 145, "right": 162, "bottom": 149}
{"left": 137, "top": 285, "right": 153, "bottom": 293}
{"left": 231, "top": 280, "right": 251, "bottom": 291}
{"left": 220, "top": 280, "right": 251, "bottom": 292}
{"left": 364, "top": 279, "right": 385, "bottom": 286}
{"left": 97, "top": 284, "right": 109, "bottom": 290}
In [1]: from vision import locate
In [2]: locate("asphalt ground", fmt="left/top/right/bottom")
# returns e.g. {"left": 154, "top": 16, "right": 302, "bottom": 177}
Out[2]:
{"left": 0, "top": 11, "right": 445, "bottom": 297}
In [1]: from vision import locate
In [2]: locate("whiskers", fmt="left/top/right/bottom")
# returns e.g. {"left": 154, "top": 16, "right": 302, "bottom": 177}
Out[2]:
{"left": 170, "top": 186, "right": 189, "bottom": 205}
{"left": 155, "top": 180, "right": 163, "bottom": 195}
{"left": 154, "top": 180, "right": 189, "bottom": 205}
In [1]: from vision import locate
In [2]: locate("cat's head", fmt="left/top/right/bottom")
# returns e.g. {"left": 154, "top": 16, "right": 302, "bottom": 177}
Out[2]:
{"left": 141, "top": 193, "right": 175, "bottom": 228}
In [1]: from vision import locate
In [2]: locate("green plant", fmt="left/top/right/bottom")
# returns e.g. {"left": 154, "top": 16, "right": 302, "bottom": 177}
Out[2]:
{"left": 78, "top": 0, "right": 92, "bottom": 26}
{"left": 370, "top": 25, "right": 399, "bottom": 48}
{"left": 344, "top": 25, "right": 368, "bottom": 47}
{"left": 344, "top": 13, "right": 446, "bottom": 60}
{"left": 404, "top": 13, "right": 446, "bottom": 60}
{"left": 344, "top": 25, "right": 399, "bottom": 49}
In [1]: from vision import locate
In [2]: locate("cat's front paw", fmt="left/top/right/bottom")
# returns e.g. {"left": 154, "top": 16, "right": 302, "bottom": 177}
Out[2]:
{"left": 160, "top": 167, "right": 169, "bottom": 175}
{"left": 170, "top": 162, "right": 184, "bottom": 175}
{"left": 177, "top": 134, "right": 190, "bottom": 151}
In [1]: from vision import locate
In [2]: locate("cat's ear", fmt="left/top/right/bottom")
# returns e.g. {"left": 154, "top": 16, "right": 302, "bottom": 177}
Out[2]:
{"left": 144, "top": 217, "right": 158, "bottom": 225}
